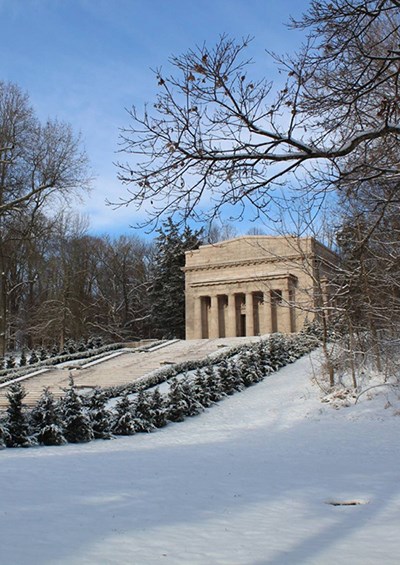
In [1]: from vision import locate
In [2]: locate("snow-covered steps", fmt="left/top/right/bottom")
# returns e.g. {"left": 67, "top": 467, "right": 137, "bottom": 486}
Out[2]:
{"left": 0, "top": 336, "right": 264, "bottom": 409}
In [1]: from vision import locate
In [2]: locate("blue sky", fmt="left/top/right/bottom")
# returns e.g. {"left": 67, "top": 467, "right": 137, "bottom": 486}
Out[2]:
{"left": 0, "top": 0, "right": 310, "bottom": 236}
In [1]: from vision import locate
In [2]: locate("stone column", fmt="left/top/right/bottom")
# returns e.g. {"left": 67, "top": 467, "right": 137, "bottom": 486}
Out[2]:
{"left": 194, "top": 296, "right": 203, "bottom": 338}
{"left": 281, "top": 288, "right": 293, "bottom": 333}
{"left": 209, "top": 295, "right": 220, "bottom": 338}
{"left": 226, "top": 294, "right": 237, "bottom": 337}
{"left": 261, "top": 292, "right": 272, "bottom": 334}
{"left": 245, "top": 292, "right": 254, "bottom": 337}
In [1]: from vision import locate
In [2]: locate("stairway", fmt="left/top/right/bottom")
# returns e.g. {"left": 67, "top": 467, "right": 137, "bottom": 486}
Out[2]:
{"left": 0, "top": 336, "right": 263, "bottom": 409}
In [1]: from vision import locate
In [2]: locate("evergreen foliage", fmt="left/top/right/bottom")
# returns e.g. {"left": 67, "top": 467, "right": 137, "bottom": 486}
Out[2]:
{"left": 29, "top": 350, "right": 39, "bottom": 365}
{"left": 50, "top": 344, "right": 60, "bottom": 358}
{"left": 204, "top": 366, "right": 225, "bottom": 402}
{"left": 112, "top": 395, "right": 136, "bottom": 435}
{"left": 60, "top": 377, "right": 94, "bottom": 443}
{"left": 32, "top": 388, "right": 66, "bottom": 446}
{"left": 0, "top": 420, "right": 10, "bottom": 449}
{"left": 6, "top": 355, "right": 16, "bottom": 369}
{"left": 148, "top": 218, "right": 202, "bottom": 339}
{"left": 148, "top": 388, "right": 167, "bottom": 428}
{"left": 0, "top": 332, "right": 318, "bottom": 450}
{"left": 180, "top": 379, "right": 203, "bottom": 417}
{"left": 133, "top": 390, "right": 155, "bottom": 432}
{"left": 218, "top": 361, "right": 242, "bottom": 395}
{"left": 5, "top": 383, "right": 33, "bottom": 447}
{"left": 167, "top": 378, "right": 190, "bottom": 422}
{"left": 19, "top": 348, "right": 27, "bottom": 367}
{"left": 38, "top": 347, "right": 48, "bottom": 362}
{"left": 88, "top": 388, "right": 113, "bottom": 440}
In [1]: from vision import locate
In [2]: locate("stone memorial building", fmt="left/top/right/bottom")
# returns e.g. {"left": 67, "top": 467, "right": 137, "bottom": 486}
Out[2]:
{"left": 184, "top": 235, "right": 338, "bottom": 339}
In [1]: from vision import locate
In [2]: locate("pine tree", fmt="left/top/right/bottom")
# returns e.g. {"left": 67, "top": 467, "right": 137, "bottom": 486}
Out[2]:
{"left": 204, "top": 366, "right": 224, "bottom": 402}
{"left": 88, "top": 388, "right": 113, "bottom": 440}
{"left": 167, "top": 378, "right": 189, "bottom": 422}
{"left": 29, "top": 350, "right": 39, "bottom": 365}
{"left": 148, "top": 218, "right": 202, "bottom": 339}
{"left": 6, "top": 354, "right": 16, "bottom": 369}
{"left": 60, "top": 377, "right": 94, "bottom": 443}
{"left": 0, "top": 420, "right": 10, "bottom": 449}
{"left": 77, "top": 338, "right": 87, "bottom": 352}
{"left": 191, "top": 369, "right": 213, "bottom": 407}
{"left": 33, "top": 388, "right": 66, "bottom": 446}
{"left": 112, "top": 395, "right": 136, "bottom": 435}
{"left": 5, "top": 383, "right": 33, "bottom": 447}
{"left": 148, "top": 388, "right": 167, "bottom": 428}
{"left": 64, "top": 339, "right": 77, "bottom": 354}
{"left": 38, "top": 347, "right": 48, "bottom": 362}
{"left": 267, "top": 333, "right": 288, "bottom": 370}
{"left": 218, "top": 360, "right": 241, "bottom": 395}
{"left": 133, "top": 389, "right": 154, "bottom": 432}
{"left": 181, "top": 378, "right": 203, "bottom": 417}
{"left": 50, "top": 344, "right": 60, "bottom": 358}
{"left": 19, "top": 348, "right": 27, "bottom": 367}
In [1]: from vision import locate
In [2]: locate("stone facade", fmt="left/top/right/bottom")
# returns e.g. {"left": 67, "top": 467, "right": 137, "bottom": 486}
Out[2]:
{"left": 184, "top": 235, "right": 338, "bottom": 339}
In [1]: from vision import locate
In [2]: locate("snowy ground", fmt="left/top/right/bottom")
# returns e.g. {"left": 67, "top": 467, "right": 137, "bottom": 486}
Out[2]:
{"left": 1, "top": 353, "right": 400, "bottom": 565}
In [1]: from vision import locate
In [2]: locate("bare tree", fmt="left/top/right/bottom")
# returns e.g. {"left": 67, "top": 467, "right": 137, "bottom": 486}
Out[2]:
{"left": 0, "top": 81, "right": 89, "bottom": 216}
{"left": 117, "top": 0, "right": 400, "bottom": 227}
{"left": 0, "top": 81, "right": 90, "bottom": 355}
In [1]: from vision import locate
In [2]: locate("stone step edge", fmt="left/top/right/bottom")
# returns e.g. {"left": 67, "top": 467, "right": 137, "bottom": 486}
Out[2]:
{"left": 0, "top": 368, "right": 50, "bottom": 390}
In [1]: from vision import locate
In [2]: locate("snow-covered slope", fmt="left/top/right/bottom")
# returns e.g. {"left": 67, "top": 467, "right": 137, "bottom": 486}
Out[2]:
{"left": 1, "top": 353, "right": 399, "bottom": 565}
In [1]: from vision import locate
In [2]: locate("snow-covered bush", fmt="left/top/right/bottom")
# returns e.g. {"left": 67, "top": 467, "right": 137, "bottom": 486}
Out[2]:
{"left": 112, "top": 395, "right": 136, "bottom": 436}
{"left": 0, "top": 419, "right": 10, "bottom": 449}
{"left": 88, "top": 388, "right": 113, "bottom": 440}
{"left": 132, "top": 390, "right": 155, "bottom": 433}
{"left": 0, "top": 331, "right": 319, "bottom": 450}
{"left": 60, "top": 378, "right": 94, "bottom": 443}
{"left": 19, "top": 349, "right": 28, "bottom": 367}
{"left": 148, "top": 388, "right": 167, "bottom": 429}
{"left": 31, "top": 388, "right": 66, "bottom": 446}
{"left": 5, "top": 383, "right": 35, "bottom": 448}
{"left": 29, "top": 350, "right": 39, "bottom": 365}
{"left": 6, "top": 355, "right": 16, "bottom": 369}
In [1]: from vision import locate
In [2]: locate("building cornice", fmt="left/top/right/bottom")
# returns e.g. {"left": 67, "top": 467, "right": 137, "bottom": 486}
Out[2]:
{"left": 183, "top": 254, "right": 309, "bottom": 273}
{"left": 189, "top": 272, "right": 298, "bottom": 289}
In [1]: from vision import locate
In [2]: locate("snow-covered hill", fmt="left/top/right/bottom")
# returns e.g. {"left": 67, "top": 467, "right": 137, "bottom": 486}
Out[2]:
{"left": 1, "top": 352, "right": 399, "bottom": 565}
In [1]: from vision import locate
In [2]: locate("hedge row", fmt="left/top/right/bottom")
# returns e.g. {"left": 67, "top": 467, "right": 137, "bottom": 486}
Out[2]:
{"left": 0, "top": 331, "right": 319, "bottom": 449}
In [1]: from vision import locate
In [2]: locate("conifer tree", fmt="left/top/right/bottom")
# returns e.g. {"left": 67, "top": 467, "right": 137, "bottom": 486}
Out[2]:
{"left": 112, "top": 395, "right": 136, "bottom": 435}
{"left": 148, "top": 388, "right": 167, "bottom": 428}
{"left": 267, "top": 333, "right": 288, "bottom": 370}
{"left": 19, "top": 348, "right": 27, "bottom": 367}
{"left": 181, "top": 378, "right": 203, "bottom": 417}
{"left": 29, "top": 350, "right": 39, "bottom": 365}
{"left": 38, "top": 347, "right": 48, "bottom": 362}
{"left": 60, "top": 377, "right": 94, "bottom": 443}
{"left": 50, "top": 344, "right": 60, "bottom": 358}
{"left": 33, "top": 388, "right": 66, "bottom": 446}
{"left": 191, "top": 369, "right": 213, "bottom": 407}
{"left": 167, "top": 378, "right": 189, "bottom": 422}
{"left": 88, "top": 388, "right": 113, "bottom": 440}
{"left": 133, "top": 389, "right": 154, "bottom": 432}
{"left": 5, "top": 383, "right": 33, "bottom": 447}
{"left": 0, "top": 420, "right": 10, "bottom": 449}
{"left": 148, "top": 218, "right": 202, "bottom": 339}
{"left": 6, "top": 355, "right": 16, "bottom": 369}
{"left": 204, "top": 366, "right": 224, "bottom": 402}
{"left": 218, "top": 361, "right": 240, "bottom": 395}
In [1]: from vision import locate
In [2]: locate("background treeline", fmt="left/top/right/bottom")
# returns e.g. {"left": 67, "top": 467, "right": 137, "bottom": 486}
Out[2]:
{"left": 1, "top": 212, "right": 203, "bottom": 353}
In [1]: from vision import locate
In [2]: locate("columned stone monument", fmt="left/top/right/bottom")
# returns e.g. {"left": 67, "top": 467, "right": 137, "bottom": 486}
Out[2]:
{"left": 184, "top": 236, "right": 338, "bottom": 339}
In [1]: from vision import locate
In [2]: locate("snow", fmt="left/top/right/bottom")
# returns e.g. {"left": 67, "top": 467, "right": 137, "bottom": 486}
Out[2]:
{"left": 1, "top": 352, "right": 400, "bottom": 564}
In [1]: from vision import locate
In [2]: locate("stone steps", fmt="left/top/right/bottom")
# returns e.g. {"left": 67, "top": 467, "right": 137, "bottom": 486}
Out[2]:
{"left": 0, "top": 336, "right": 263, "bottom": 409}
